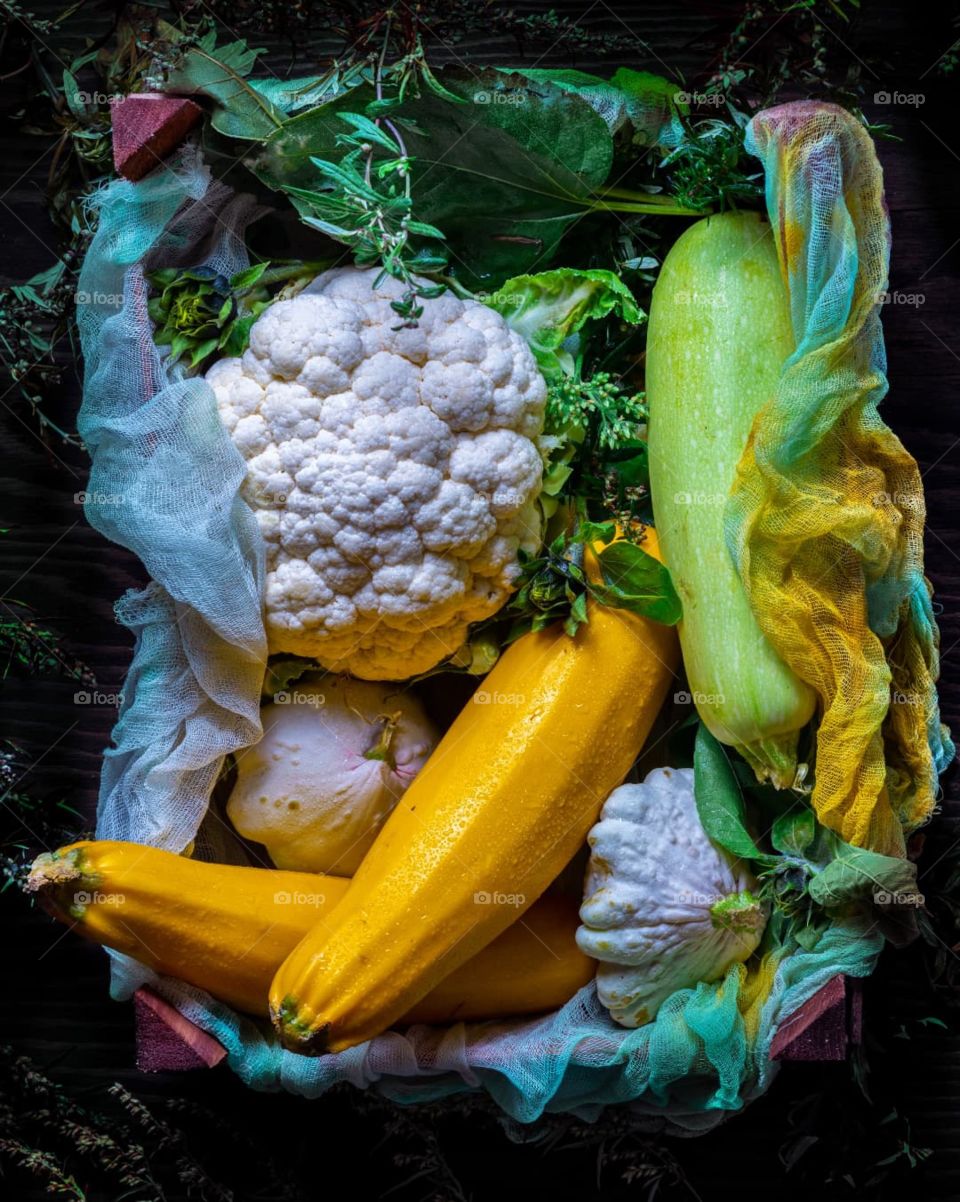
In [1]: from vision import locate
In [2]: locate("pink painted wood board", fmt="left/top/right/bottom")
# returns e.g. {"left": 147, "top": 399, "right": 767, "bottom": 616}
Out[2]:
{"left": 111, "top": 94, "right": 203, "bottom": 181}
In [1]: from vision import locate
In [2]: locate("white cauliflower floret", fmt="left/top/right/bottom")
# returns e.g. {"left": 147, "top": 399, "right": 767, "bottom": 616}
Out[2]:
{"left": 208, "top": 266, "right": 547, "bottom": 679}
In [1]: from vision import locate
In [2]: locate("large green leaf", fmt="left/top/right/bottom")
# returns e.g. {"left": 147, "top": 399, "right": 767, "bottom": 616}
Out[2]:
{"left": 508, "top": 66, "right": 686, "bottom": 148}
{"left": 399, "top": 70, "right": 612, "bottom": 216}
{"left": 249, "top": 69, "right": 614, "bottom": 284}
{"left": 164, "top": 36, "right": 283, "bottom": 141}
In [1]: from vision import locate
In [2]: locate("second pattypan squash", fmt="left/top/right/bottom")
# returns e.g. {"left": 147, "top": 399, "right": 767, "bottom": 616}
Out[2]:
{"left": 577, "top": 766, "right": 767, "bottom": 1027}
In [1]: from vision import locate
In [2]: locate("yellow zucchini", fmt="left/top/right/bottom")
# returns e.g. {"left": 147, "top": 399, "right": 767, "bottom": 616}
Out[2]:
{"left": 269, "top": 532, "right": 679, "bottom": 1053}
{"left": 646, "top": 211, "right": 816, "bottom": 786}
{"left": 27, "top": 841, "right": 594, "bottom": 1024}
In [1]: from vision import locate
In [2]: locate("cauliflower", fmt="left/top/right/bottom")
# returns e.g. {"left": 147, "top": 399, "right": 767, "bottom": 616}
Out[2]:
{"left": 207, "top": 267, "right": 547, "bottom": 680}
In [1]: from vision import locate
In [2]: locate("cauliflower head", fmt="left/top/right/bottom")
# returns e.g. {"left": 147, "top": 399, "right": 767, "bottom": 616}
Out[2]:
{"left": 207, "top": 266, "right": 547, "bottom": 680}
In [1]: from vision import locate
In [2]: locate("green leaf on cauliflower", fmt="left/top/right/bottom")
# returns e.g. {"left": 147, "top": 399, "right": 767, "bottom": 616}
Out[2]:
{"left": 488, "top": 267, "right": 642, "bottom": 381}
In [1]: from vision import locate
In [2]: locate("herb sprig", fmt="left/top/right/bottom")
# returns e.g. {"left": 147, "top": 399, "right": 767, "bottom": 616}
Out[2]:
{"left": 506, "top": 516, "right": 681, "bottom": 643}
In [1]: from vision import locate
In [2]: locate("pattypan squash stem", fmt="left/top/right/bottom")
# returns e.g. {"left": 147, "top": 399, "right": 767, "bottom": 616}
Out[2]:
{"left": 364, "top": 710, "right": 403, "bottom": 769}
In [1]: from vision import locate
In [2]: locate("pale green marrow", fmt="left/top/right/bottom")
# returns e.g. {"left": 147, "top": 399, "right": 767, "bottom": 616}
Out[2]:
{"left": 646, "top": 210, "right": 816, "bottom": 785}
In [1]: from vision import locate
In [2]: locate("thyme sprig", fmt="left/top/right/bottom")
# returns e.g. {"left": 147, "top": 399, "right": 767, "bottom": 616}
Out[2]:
{"left": 287, "top": 27, "right": 452, "bottom": 324}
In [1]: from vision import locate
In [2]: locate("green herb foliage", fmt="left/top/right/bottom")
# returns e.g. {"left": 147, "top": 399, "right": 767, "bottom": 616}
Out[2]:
{"left": 0, "top": 8, "right": 198, "bottom": 442}
{"left": 692, "top": 723, "right": 924, "bottom": 942}
{"left": 146, "top": 261, "right": 324, "bottom": 369}
{"left": 661, "top": 111, "right": 764, "bottom": 212}
{"left": 505, "top": 519, "right": 680, "bottom": 644}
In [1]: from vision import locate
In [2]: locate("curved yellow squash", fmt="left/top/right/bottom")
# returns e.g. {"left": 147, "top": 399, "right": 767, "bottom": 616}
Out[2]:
{"left": 270, "top": 532, "right": 679, "bottom": 1053}
{"left": 27, "top": 840, "right": 594, "bottom": 1024}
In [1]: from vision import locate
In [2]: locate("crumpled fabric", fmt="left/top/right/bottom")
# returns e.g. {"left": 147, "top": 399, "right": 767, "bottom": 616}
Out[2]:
{"left": 76, "top": 147, "right": 268, "bottom": 850}
{"left": 112, "top": 915, "right": 881, "bottom": 1129}
{"left": 726, "top": 100, "right": 954, "bottom": 856}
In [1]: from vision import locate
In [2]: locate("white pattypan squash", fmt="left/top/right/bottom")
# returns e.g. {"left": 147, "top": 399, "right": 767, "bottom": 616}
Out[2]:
{"left": 227, "top": 674, "right": 439, "bottom": 875}
{"left": 576, "top": 766, "right": 766, "bottom": 1027}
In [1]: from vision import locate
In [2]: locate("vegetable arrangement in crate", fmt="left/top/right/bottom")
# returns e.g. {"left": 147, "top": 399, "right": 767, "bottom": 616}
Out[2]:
{"left": 27, "top": 30, "right": 953, "bottom": 1128}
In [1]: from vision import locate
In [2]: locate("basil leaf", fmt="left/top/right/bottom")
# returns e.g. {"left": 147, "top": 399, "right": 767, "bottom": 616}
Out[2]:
{"left": 595, "top": 540, "right": 681, "bottom": 625}
{"left": 771, "top": 808, "right": 817, "bottom": 856}
{"left": 694, "top": 723, "right": 768, "bottom": 862}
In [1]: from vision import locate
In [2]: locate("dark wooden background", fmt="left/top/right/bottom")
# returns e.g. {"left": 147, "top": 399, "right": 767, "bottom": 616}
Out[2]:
{"left": 3, "top": 1, "right": 960, "bottom": 1198}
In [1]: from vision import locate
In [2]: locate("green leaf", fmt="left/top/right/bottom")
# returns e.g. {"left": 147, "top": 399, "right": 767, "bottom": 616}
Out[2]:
{"left": 188, "top": 337, "right": 219, "bottom": 367}
{"left": 164, "top": 40, "right": 283, "bottom": 141}
{"left": 577, "top": 519, "right": 618, "bottom": 544}
{"left": 694, "top": 724, "right": 768, "bottom": 862}
{"left": 542, "top": 461, "right": 573, "bottom": 497}
{"left": 62, "top": 69, "right": 88, "bottom": 121}
{"left": 603, "top": 444, "right": 649, "bottom": 490}
{"left": 230, "top": 262, "right": 269, "bottom": 290}
{"left": 406, "top": 247, "right": 448, "bottom": 271}
{"left": 337, "top": 111, "right": 402, "bottom": 152}
{"left": 488, "top": 267, "right": 642, "bottom": 380}
{"left": 149, "top": 267, "right": 181, "bottom": 288}
{"left": 420, "top": 59, "right": 470, "bottom": 105}
{"left": 301, "top": 215, "right": 356, "bottom": 239}
{"left": 808, "top": 842, "right": 919, "bottom": 910}
{"left": 249, "top": 66, "right": 370, "bottom": 114}
{"left": 608, "top": 67, "right": 688, "bottom": 146}
{"left": 507, "top": 66, "right": 685, "bottom": 148}
{"left": 262, "top": 656, "right": 317, "bottom": 698}
{"left": 219, "top": 314, "right": 258, "bottom": 357}
{"left": 249, "top": 69, "right": 616, "bottom": 286}
{"left": 405, "top": 219, "right": 446, "bottom": 240}
{"left": 246, "top": 82, "right": 374, "bottom": 186}
{"left": 794, "top": 923, "right": 825, "bottom": 951}
{"left": 366, "top": 97, "right": 402, "bottom": 117}
{"left": 564, "top": 589, "right": 589, "bottom": 636}
{"left": 594, "top": 540, "right": 682, "bottom": 625}
{"left": 771, "top": 808, "right": 817, "bottom": 856}
{"left": 308, "top": 156, "right": 382, "bottom": 202}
